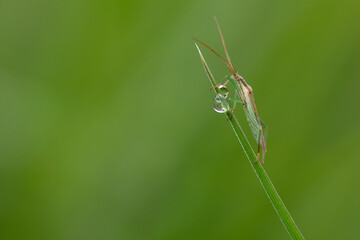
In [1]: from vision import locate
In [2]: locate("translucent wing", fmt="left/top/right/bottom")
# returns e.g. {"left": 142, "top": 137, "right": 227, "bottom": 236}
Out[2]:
{"left": 234, "top": 81, "right": 263, "bottom": 144}
{"left": 245, "top": 107, "right": 262, "bottom": 143}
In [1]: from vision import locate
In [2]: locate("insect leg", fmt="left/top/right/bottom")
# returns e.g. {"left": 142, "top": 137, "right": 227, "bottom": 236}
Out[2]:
{"left": 227, "top": 100, "right": 236, "bottom": 120}
{"left": 254, "top": 130, "right": 262, "bottom": 164}
{"left": 210, "top": 79, "right": 229, "bottom": 90}
{"left": 260, "top": 121, "right": 268, "bottom": 166}
{"left": 260, "top": 119, "right": 268, "bottom": 144}
{"left": 210, "top": 75, "right": 232, "bottom": 90}
{"left": 227, "top": 88, "right": 244, "bottom": 120}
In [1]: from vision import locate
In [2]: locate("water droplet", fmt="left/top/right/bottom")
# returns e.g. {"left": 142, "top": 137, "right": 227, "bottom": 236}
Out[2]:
{"left": 217, "top": 85, "right": 229, "bottom": 98}
{"left": 213, "top": 95, "right": 230, "bottom": 113}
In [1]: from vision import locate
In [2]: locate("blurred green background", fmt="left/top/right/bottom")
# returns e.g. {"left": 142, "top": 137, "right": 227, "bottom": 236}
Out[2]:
{"left": 1, "top": 0, "right": 360, "bottom": 239}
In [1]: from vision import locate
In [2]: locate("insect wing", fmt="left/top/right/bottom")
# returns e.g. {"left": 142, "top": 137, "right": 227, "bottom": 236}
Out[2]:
{"left": 245, "top": 108, "right": 262, "bottom": 142}
{"left": 241, "top": 87, "right": 262, "bottom": 143}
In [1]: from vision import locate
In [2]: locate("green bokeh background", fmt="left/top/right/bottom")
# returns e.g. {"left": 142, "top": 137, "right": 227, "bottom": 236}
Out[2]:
{"left": 1, "top": 0, "right": 360, "bottom": 239}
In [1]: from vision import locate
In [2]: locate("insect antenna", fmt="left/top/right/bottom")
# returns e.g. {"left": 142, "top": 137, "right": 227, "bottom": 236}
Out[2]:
{"left": 193, "top": 37, "right": 236, "bottom": 76}
{"left": 213, "top": 17, "right": 237, "bottom": 75}
{"left": 193, "top": 38, "right": 229, "bottom": 65}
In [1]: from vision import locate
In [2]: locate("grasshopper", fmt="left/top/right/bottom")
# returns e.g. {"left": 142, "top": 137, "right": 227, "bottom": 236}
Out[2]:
{"left": 194, "top": 17, "right": 268, "bottom": 165}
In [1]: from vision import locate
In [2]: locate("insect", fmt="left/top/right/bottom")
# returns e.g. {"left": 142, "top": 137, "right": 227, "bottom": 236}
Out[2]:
{"left": 194, "top": 17, "right": 268, "bottom": 165}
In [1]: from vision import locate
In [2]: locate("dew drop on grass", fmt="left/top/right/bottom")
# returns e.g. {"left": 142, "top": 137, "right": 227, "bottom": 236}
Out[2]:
{"left": 213, "top": 94, "right": 230, "bottom": 113}
{"left": 217, "top": 85, "right": 229, "bottom": 98}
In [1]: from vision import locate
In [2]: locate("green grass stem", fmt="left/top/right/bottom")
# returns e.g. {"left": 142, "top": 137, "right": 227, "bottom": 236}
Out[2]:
{"left": 226, "top": 112, "right": 305, "bottom": 240}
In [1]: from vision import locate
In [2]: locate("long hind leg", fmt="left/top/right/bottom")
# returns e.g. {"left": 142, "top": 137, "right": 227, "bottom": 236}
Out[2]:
{"left": 227, "top": 101, "right": 236, "bottom": 120}
{"left": 260, "top": 121, "right": 268, "bottom": 166}
{"left": 254, "top": 130, "right": 262, "bottom": 164}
